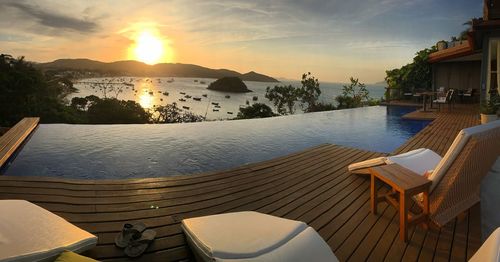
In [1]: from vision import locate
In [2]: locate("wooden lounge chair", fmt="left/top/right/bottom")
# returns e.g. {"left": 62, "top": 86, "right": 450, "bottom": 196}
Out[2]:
{"left": 348, "top": 120, "right": 500, "bottom": 226}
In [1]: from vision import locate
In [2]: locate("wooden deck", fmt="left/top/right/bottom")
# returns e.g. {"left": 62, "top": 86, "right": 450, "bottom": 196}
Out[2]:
{"left": 0, "top": 110, "right": 482, "bottom": 261}
{"left": 401, "top": 103, "right": 479, "bottom": 121}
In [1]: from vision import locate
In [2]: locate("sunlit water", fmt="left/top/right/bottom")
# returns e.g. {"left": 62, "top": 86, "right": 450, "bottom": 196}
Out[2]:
{"left": 2, "top": 106, "right": 430, "bottom": 179}
{"left": 72, "top": 77, "right": 386, "bottom": 120}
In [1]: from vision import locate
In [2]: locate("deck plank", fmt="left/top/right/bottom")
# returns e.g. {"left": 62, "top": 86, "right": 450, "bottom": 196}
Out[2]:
{"left": 0, "top": 117, "right": 39, "bottom": 167}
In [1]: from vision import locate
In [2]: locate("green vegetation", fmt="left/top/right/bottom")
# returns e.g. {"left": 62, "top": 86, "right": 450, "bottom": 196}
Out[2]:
{"left": 152, "top": 103, "right": 204, "bottom": 123}
{"left": 237, "top": 103, "right": 276, "bottom": 119}
{"left": 335, "top": 77, "right": 370, "bottom": 109}
{"left": 265, "top": 72, "right": 325, "bottom": 115}
{"left": 0, "top": 54, "right": 78, "bottom": 126}
{"left": 385, "top": 48, "right": 435, "bottom": 99}
{"left": 71, "top": 96, "right": 150, "bottom": 124}
{"left": 299, "top": 72, "right": 322, "bottom": 112}
{"left": 265, "top": 84, "right": 300, "bottom": 115}
{"left": 480, "top": 95, "right": 499, "bottom": 115}
{"left": 259, "top": 73, "right": 374, "bottom": 119}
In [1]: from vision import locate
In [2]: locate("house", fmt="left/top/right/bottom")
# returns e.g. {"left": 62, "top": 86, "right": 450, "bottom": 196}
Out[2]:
{"left": 428, "top": 0, "right": 500, "bottom": 104}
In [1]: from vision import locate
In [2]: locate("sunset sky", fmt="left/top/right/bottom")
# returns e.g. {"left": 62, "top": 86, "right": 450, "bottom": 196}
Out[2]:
{"left": 0, "top": 0, "right": 481, "bottom": 83}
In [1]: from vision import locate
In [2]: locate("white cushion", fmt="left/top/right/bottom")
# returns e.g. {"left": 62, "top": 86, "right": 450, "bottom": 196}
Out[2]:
{"left": 433, "top": 97, "right": 447, "bottom": 103}
{"left": 386, "top": 148, "right": 442, "bottom": 176}
{"left": 469, "top": 227, "right": 500, "bottom": 262}
{"left": 347, "top": 157, "right": 386, "bottom": 172}
{"left": 0, "top": 200, "right": 97, "bottom": 262}
{"left": 181, "top": 211, "right": 338, "bottom": 262}
{"left": 348, "top": 148, "right": 441, "bottom": 176}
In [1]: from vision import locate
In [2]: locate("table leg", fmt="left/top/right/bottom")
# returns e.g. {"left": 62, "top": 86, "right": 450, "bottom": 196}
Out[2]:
{"left": 371, "top": 174, "right": 377, "bottom": 215}
{"left": 399, "top": 192, "right": 408, "bottom": 242}
{"left": 423, "top": 191, "right": 429, "bottom": 227}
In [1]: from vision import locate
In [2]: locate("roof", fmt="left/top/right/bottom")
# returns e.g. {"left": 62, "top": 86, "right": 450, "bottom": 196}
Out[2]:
{"left": 428, "top": 36, "right": 477, "bottom": 63}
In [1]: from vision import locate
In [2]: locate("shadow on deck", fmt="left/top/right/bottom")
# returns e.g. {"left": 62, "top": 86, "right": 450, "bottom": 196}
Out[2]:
{"left": 0, "top": 109, "right": 482, "bottom": 261}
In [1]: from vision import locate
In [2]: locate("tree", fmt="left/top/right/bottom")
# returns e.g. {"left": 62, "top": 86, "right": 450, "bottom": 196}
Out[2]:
{"left": 0, "top": 54, "right": 79, "bottom": 126}
{"left": 89, "top": 78, "right": 126, "bottom": 99}
{"left": 308, "top": 102, "right": 336, "bottom": 112}
{"left": 237, "top": 103, "right": 276, "bottom": 119}
{"left": 335, "top": 77, "right": 369, "bottom": 109}
{"left": 265, "top": 84, "right": 300, "bottom": 115}
{"left": 385, "top": 47, "right": 435, "bottom": 97}
{"left": 86, "top": 98, "right": 151, "bottom": 124}
{"left": 153, "top": 103, "right": 204, "bottom": 123}
{"left": 299, "top": 72, "right": 321, "bottom": 112}
{"left": 71, "top": 97, "right": 89, "bottom": 111}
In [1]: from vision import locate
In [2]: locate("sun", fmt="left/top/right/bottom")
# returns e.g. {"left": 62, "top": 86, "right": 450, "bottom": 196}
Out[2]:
{"left": 133, "top": 31, "right": 164, "bottom": 64}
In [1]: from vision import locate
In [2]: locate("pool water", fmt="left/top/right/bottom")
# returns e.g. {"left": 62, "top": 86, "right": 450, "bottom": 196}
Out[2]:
{"left": 2, "top": 106, "right": 430, "bottom": 179}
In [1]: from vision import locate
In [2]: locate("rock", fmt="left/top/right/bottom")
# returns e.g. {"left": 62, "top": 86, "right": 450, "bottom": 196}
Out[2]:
{"left": 207, "top": 77, "right": 252, "bottom": 93}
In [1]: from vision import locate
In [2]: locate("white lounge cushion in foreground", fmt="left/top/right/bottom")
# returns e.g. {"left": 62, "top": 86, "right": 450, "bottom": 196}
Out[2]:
{"left": 182, "top": 211, "right": 338, "bottom": 262}
{"left": 469, "top": 227, "right": 500, "bottom": 262}
{"left": 0, "top": 200, "right": 97, "bottom": 262}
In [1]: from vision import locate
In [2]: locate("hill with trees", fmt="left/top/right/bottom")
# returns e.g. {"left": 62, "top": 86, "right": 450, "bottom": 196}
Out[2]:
{"left": 37, "top": 59, "right": 279, "bottom": 82}
{"left": 207, "top": 77, "right": 252, "bottom": 93}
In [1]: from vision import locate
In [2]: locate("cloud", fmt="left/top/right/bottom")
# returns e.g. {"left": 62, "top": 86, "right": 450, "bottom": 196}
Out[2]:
{"left": 3, "top": 1, "right": 97, "bottom": 33}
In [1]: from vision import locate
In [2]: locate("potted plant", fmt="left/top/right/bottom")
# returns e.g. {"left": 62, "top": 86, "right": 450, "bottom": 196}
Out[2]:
{"left": 436, "top": 40, "right": 448, "bottom": 51}
{"left": 480, "top": 96, "right": 499, "bottom": 124}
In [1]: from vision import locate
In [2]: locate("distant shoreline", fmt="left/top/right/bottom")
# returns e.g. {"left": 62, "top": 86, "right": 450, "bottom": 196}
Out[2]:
{"left": 36, "top": 58, "right": 280, "bottom": 83}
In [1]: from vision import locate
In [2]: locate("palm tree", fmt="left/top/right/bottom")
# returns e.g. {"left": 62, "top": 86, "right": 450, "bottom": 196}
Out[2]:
{"left": 459, "top": 19, "right": 474, "bottom": 40}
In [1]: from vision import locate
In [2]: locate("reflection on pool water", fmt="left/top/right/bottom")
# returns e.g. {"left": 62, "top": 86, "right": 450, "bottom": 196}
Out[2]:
{"left": 3, "top": 106, "right": 430, "bottom": 179}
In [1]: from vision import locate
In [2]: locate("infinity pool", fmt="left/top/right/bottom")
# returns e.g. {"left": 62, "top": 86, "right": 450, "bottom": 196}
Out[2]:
{"left": 2, "top": 106, "right": 430, "bottom": 179}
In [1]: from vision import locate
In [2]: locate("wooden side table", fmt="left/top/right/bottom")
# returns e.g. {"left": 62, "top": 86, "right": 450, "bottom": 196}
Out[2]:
{"left": 369, "top": 164, "right": 432, "bottom": 242}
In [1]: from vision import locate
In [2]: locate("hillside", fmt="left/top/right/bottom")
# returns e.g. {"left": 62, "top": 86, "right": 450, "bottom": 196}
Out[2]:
{"left": 37, "top": 59, "right": 279, "bottom": 82}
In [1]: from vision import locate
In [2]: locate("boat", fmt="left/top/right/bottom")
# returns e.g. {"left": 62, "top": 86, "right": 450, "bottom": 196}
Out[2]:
{"left": 227, "top": 112, "right": 233, "bottom": 114}
{"left": 185, "top": 95, "right": 192, "bottom": 98}
{"left": 194, "top": 79, "right": 198, "bottom": 82}
{"left": 213, "top": 109, "right": 219, "bottom": 112}
{"left": 148, "top": 91, "right": 154, "bottom": 95}
{"left": 158, "top": 91, "right": 162, "bottom": 93}
{"left": 214, "top": 105, "right": 221, "bottom": 108}
{"left": 225, "top": 95, "right": 230, "bottom": 99}
{"left": 182, "top": 106, "right": 190, "bottom": 110}
{"left": 252, "top": 96, "right": 258, "bottom": 101}
{"left": 200, "top": 81, "right": 206, "bottom": 84}
{"left": 123, "top": 83, "right": 134, "bottom": 87}
{"left": 211, "top": 102, "right": 219, "bottom": 105}
{"left": 193, "top": 97, "right": 202, "bottom": 101}
{"left": 179, "top": 98, "right": 186, "bottom": 102}
{"left": 163, "top": 92, "right": 169, "bottom": 96}
{"left": 180, "top": 92, "right": 186, "bottom": 95}
{"left": 202, "top": 94, "right": 208, "bottom": 97}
